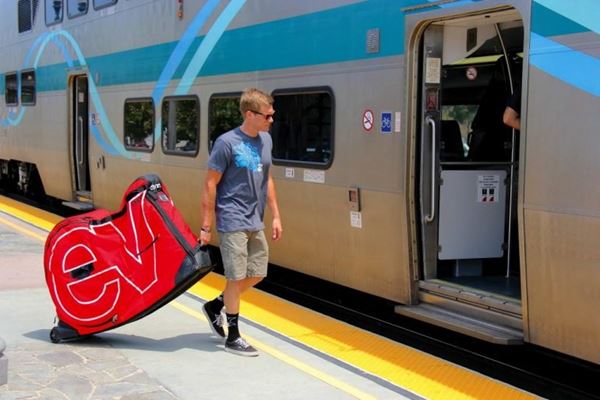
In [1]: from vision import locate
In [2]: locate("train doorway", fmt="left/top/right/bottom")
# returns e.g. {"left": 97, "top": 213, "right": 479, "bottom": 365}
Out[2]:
{"left": 71, "top": 75, "right": 91, "bottom": 200}
{"left": 414, "top": 10, "right": 524, "bottom": 314}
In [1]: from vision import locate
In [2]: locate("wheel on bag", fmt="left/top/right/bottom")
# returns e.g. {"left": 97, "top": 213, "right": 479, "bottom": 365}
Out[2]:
{"left": 49, "top": 327, "right": 61, "bottom": 344}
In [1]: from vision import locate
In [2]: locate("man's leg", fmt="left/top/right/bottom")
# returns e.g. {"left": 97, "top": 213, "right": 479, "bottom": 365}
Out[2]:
{"left": 225, "top": 230, "right": 268, "bottom": 314}
{"left": 218, "top": 231, "right": 267, "bottom": 314}
{"left": 203, "top": 231, "right": 247, "bottom": 339}
{"left": 223, "top": 276, "right": 263, "bottom": 314}
{"left": 222, "top": 231, "right": 268, "bottom": 356}
{"left": 223, "top": 277, "right": 259, "bottom": 356}
{"left": 223, "top": 279, "right": 242, "bottom": 315}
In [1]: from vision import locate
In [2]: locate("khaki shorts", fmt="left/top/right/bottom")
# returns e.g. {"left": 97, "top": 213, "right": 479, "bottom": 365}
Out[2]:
{"left": 219, "top": 230, "right": 269, "bottom": 281}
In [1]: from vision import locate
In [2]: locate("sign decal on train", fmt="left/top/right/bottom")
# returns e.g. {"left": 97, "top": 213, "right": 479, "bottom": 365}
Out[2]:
{"left": 350, "top": 211, "right": 362, "bottom": 229}
{"left": 362, "top": 109, "right": 374, "bottom": 132}
{"left": 381, "top": 112, "right": 392, "bottom": 134}
{"left": 477, "top": 175, "right": 501, "bottom": 203}
{"left": 466, "top": 66, "right": 478, "bottom": 81}
{"left": 425, "top": 57, "right": 441, "bottom": 84}
{"left": 303, "top": 170, "right": 325, "bottom": 184}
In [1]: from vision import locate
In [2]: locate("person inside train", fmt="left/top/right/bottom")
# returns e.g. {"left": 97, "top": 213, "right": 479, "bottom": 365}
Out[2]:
{"left": 467, "top": 55, "right": 520, "bottom": 161}
{"left": 199, "top": 88, "right": 283, "bottom": 357}
{"left": 503, "top": 86, "right": 521, "bottom": 130}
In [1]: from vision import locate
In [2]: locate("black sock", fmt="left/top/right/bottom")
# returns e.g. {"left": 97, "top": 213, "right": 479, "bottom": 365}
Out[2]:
{"left": 208, "top": 294, "right": 224, "bottom": 313}
{"left": 226, "top": 313, "right": 240, "bottom": 341}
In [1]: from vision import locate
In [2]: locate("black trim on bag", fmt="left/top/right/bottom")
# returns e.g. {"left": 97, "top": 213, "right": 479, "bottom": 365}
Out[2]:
{"left": 144, "top": 190, "right": 195, "bottom": 260}
{"left": 136, "top": 235, "right": 159, "bottom": 257}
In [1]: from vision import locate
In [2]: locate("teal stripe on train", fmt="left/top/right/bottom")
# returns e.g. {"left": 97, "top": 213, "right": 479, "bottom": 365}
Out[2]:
{"left": 13, "top": 0, "right": 417, "bottom": 94}
{"left": 530, "top": 0, "right": 600, "bottom": 98}
{"left": 533, "top": 0, "right": 600, "bottom": 36}
{"left": 531, "top": 3, "right": 589, "bottom": 37}
{"left": 199, "top": 0, "right": 409, "bottom": 76}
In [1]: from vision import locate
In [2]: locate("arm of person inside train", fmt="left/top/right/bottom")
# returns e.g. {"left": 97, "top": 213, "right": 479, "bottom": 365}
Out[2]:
{"left": 199, "top": 168, "right": 222, "bottom": 244}
{"left": 267, "top": 172, "right": 282, "bottom": 241}
{"left": 503, "top": 105, "right": 520, "bottom": 130}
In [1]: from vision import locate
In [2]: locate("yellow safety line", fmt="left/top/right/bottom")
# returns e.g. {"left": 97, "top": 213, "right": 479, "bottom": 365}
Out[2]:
{"left": 0, "top": 215, "right": 48, "bottom": 242}
{"left": 0, "top": 195, "right": 62, "bottom": 232}
{"left": 1, "top": 196, "right": 537, "bottom": 400}
{"left": 170, "top": 300, "right": 377, "bottom": 400}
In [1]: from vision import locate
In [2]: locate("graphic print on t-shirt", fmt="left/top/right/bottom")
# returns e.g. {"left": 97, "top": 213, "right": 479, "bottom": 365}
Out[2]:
{"left": 233, "top": 141, "right": 263, "bottom": 172}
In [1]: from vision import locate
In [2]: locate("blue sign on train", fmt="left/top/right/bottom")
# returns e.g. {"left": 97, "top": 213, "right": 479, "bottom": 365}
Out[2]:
{"left": 381, "top": 112, "right": 392, "bottom": 134}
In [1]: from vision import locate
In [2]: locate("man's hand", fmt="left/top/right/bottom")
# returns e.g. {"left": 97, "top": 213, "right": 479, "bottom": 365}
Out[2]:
{"left": 271, "top": 217, "right": 282, "bottom": 241}
{"left": 198, "top": 228, "right": 211, "bottom": 246}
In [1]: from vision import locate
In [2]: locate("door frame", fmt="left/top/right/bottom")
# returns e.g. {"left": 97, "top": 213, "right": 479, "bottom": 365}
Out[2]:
{"left": 404, "top": 2, "right": 530, "bottom": 305}
{"left": 69, "top": 73, "right": 91, "bottom": 198}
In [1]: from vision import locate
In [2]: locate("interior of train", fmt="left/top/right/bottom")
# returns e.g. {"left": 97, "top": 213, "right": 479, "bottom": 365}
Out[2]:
{"left": 417, "top": 9, "right": 524, "bottom": 303}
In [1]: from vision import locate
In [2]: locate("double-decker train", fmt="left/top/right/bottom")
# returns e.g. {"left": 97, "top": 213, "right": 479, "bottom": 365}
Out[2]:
{"left": 1, "top": 0, "right": 599, "bottom": 364}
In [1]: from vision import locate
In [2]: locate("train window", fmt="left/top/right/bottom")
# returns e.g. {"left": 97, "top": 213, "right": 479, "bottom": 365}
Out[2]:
{"left": 124, "top": 98, "right": 154, "bottom": 152}
{"left": 161, "top": 96, "right": 199, "bottom": 157}
{"left": 18, "top": 0, "right": 39, "bottom": 33}
{"left": 20, "top": 70, "right": 36, "bottom": 106}
{"left": 67, "top": 0, "right": 88, "bottom": 18}
{"left": 208, "top": 93, "right": 242, "bottom": 152}
{"left": 5, "top": 73, "right": 18, "bottom": 106}
{"left": 93, "top": 0, "right": 116, "bottom": 10}
{"left": 271, "top": 87, "right": 334, "bottom": 168}
{"left": 45, "top": 0, "right": 63, "bottom": 25}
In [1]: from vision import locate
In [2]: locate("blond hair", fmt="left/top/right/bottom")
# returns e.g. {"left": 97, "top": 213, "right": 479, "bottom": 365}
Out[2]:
{"left": 240, "top": 88, "right": 273, "bottom": 115}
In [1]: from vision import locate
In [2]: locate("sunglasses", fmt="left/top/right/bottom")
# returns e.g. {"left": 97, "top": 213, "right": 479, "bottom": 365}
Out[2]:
{"left": 250, "top": 110, "right": 275, "bottom": 120}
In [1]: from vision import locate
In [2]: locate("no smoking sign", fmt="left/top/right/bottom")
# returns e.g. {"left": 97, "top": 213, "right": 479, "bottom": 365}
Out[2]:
{"left": 362, "top": 109, "right": 374, "bottom": 132}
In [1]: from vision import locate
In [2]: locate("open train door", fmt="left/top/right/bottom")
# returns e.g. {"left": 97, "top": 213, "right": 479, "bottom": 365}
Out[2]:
{"left": 64, "top": 74, "right": 93, "bottom": 211}
{"left": 398, "top": 3, "right": 526, "bottom": 345}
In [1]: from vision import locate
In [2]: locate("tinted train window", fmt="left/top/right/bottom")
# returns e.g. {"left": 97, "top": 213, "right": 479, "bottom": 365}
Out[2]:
{"left": 5, "top": 73, "right": 18, "bottom": 106}
{"left": 124, "top": 99, "right": 154, "bottom": 152}
{"left": 45, "top": 0, "right": 63, "bottom": 25}
{"left": 18, "top": 0, "right": 39, "bottom": 33}
{"left": 67, "top": 0, "right": 87, "bottom": 18}
{"left": 93, "top": 0, "right": 116, "bottom": 10}
{"left": 161, "top": 96, "right": 199, "bottom": 156}
{"left": 208, "top": 93, "right": 242, "bottom": 151}
{"left": 21, "top": 70, "right": 36, "bottom": 105}
{"left": 271, "top": 88, "right": 334, "bottom": 168}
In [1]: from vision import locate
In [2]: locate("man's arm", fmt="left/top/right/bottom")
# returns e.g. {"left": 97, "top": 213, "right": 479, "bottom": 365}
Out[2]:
{"left": 267, "top": 173, "right": 282, "bottom": 241}
{"left": 503, "top": 106, "right": 520, "bottom": 130}
{"left": 199, "top": 169, "right": 223, "bottom": 244}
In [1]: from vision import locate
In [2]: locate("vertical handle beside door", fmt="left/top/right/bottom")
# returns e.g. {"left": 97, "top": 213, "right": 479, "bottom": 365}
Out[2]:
{"left": 76, "top": 116, "right": 84, "bottom": 165}
{"left": 425, "top": 116, "right": 436, "bottom": 223}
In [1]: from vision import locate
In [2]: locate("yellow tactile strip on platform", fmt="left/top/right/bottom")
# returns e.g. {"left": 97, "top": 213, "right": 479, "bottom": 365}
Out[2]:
{"left": 0, "top": 195, "right": 62, "bottom": 232}
{"left": 189, "top": 274, "right": 536, "bottom": 400}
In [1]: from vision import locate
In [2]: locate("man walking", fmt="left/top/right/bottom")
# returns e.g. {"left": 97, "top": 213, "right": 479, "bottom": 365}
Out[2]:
{"left": 200, "top": 88, "right": 282, "bottom": 356}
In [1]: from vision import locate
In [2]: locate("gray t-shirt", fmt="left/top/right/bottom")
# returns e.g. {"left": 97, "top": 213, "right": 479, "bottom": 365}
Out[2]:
{"left": 207, "top": 127, "right": 273, "bottom": 233}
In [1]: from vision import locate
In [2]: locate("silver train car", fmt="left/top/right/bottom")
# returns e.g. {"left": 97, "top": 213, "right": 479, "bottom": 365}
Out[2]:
{"left": 1, "top": 0, "right": 599, "bottom": 364}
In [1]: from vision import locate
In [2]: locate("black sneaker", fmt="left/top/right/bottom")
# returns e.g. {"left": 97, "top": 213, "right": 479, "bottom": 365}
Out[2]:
{"left": 202, "top": 302, "right": 225, "bottom": 338}
{"left": 224, "top": 337, "right": 258, "bottom": 357}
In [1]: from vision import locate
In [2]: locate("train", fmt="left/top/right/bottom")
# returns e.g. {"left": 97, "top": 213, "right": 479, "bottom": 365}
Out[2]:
{"left": 1, "top": 0, "right": 599, "bottom": 365}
